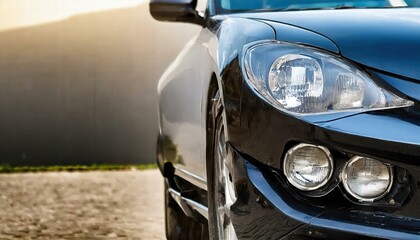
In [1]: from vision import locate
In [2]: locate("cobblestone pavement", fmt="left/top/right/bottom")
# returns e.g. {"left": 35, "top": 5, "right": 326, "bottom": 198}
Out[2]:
{"left": 0, "top": 169, "right": 164, "bottom": 239}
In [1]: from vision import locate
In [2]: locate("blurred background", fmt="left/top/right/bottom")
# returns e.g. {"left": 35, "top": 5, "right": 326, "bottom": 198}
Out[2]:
{"left": 0, "top": 0, "right": 201, "bottom": 166}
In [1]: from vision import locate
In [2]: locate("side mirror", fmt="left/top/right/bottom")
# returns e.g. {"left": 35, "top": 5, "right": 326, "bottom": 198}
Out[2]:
{"left": 149, "top": 0, "right": 203, "bottom": 25}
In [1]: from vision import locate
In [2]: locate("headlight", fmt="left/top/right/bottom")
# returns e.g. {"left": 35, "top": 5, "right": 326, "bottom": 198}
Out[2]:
{"left": 243, "top": 41, "right": 413, "bottom": 115}
{"left": 283, "top": 144, "right": 333, "bottom": 191}
{"left": 341, "top": 156, "right": 393, "bottom": 202}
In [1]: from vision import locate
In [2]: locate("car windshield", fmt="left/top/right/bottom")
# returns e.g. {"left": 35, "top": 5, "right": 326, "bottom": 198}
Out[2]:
{"left": 216, "top": 0, "right": 420, "bottom": 13}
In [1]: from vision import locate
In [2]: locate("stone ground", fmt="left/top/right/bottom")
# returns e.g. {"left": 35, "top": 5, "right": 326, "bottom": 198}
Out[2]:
{"left": 0, "top": 169, "right": 165, "bottom": 239}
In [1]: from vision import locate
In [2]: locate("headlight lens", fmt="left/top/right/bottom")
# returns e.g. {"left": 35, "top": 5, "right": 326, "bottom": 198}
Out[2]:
{"left": 341, "top": 156, "right": 393, "bottom": 202}
{"left": 283, "top": 144, "right": 333, "bottom": 191}
{"left": 243, "top": 41, "right": 413, "bottom": 115}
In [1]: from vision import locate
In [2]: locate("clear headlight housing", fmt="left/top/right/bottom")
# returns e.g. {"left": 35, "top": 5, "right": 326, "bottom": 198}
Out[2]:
{"left": 243, "top": 41, "right": 413, "bottom": 115}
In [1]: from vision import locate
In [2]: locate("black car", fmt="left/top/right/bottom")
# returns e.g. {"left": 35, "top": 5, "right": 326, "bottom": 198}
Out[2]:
{"left": 150, "top": 0, "right": 420, "bottom": 239}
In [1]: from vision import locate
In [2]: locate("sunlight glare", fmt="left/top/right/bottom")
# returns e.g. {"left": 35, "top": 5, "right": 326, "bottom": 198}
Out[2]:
{"left": 0, "top": 0, "right": 146, "bottom": 31}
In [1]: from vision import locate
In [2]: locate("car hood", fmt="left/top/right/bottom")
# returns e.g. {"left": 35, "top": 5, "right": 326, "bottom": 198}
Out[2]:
{"left": 243, "top": 8, "right": 420, "bottom": 81}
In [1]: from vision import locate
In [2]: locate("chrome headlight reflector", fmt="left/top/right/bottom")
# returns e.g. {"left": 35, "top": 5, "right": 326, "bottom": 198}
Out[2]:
{"left": 283, "top": 144, "right": 333, "bottom": 191}
{"left": 243, "top": 41, "right": 413, "bottom": 115}
{"left": 341, "top": 156, "right": 393, "bottom": 202}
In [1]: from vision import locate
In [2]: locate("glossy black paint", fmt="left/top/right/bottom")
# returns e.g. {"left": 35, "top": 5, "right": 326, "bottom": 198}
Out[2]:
{"left": 225, "top": 64, "right": 420, "bottom": 212}
{"left": 369, "top": 69, "right": 420, "bottom": 102}
{"left": 237, "top": 9, "right": 420, "bottom": 81}
{"left": 153, "top": 3, "right": 420, "bottom": 239}
{"left": 150, "top": 0, "right": 204, "bottom": 25}
{"left": 260, "top": 20, "right": 339, "bottom": 54}
{"left": 226, "top": 143, "right": 303, "bottom": 239}
{"left": 215, "top": 12, "right": 420, "bottom": 237}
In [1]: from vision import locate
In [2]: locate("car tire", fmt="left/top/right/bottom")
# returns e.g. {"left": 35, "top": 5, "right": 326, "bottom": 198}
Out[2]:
{"left": 207, "top": 91, "right": 238, "bottom": 240}
{"left": 164, "top": 180, "right": 208, "bottom": 240}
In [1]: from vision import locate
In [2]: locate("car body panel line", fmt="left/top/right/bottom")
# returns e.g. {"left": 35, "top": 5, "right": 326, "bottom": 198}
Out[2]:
{"left": 183, "top": 196, "right": 209, "bottom": 220}
{"left": 246, "top": 155, "right": 319, "bottom": 224}
{"left": 174, "top": 167, "right": 208, "bottom": 190}
{"left": 259, "top": 20, "right": 340, "bottom": 54}
{"left": 169, "top": 187, "right": 209, "bottom": 220}
{"left": 308, "top": 214, "right": 420, "bottom": 240}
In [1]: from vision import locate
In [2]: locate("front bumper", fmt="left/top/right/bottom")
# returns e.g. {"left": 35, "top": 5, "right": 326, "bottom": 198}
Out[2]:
{"left": 223, "top": 78, "right": 420, "bottom": 239}
{"left": 228, "top": 144, "right": 420, "bottom": 239}
{"left": 219, "top": 57, "right": 420, "bottom": 238}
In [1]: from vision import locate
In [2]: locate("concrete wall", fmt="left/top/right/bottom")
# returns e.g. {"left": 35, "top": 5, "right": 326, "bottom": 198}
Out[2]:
{"left": 0, "top": 1, "right": 201, "bottom": 165}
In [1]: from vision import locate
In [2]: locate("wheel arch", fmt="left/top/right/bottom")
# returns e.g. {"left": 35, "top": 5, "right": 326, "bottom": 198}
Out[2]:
{"left": 205, "top": 73, "right": 220, "bottom": 177}
{"left": 204, "top": 73, "right": 223, "bottom": 239}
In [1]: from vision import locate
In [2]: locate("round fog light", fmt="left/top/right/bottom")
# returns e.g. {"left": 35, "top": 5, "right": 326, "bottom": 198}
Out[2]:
{"left": 341, "top": 156, "right": 393, "bottom": 202}
{"left": 283, "top": 144, "right": 333, "bottom": 191}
